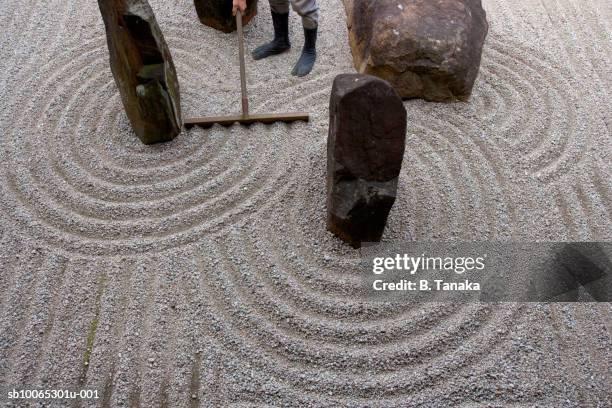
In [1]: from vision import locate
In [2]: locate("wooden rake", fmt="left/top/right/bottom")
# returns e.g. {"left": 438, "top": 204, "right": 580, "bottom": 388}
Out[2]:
{"left": 185, "top": 11, "right": 309, "bottom": 128}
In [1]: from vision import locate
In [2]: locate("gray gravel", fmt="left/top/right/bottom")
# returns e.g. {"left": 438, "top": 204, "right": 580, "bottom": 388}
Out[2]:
{"left": 0, "top": 0, "right": 610, "bottom": 407}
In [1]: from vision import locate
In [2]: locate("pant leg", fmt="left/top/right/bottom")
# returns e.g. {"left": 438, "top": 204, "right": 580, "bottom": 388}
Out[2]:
{"left": 269, "top": 0, "right": 290, "bottom": 14}
{"left": 290, "top": 0, "right": 319, "bottom": 29}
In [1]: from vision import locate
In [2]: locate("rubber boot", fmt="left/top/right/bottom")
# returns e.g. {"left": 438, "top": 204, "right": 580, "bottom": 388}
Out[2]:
{"left": 291, "top": 26, "right": 317, "bottom": 77}
{"left": 252, "top": 12, "right": 291, "bottom": 60}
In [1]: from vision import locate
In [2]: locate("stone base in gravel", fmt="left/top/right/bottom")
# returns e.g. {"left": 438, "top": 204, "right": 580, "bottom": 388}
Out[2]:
{"left": 194, "top": 0, "right": 258, "bottom": 33}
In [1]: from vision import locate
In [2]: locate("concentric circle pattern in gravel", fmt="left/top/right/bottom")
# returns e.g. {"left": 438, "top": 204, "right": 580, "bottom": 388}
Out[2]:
{"left": 0, "top": 0, "right": 610, "bottom": 407}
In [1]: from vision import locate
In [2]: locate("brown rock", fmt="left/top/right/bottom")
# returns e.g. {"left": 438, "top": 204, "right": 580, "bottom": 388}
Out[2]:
{"left": 194, "top": 0, "right": 258, "bottom": 33}
{"left": 327, "top": 74, "right": 407, "bottom": 248}
{"left": 98, "top": 0, "right": 182, "bottom": 144}
{"left": 342, "top": 0, "right": 489, "bottom": 102}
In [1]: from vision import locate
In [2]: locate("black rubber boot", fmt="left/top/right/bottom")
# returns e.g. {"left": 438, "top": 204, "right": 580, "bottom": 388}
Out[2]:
{"left": 291, "top": 26, "right": 317, "bottom": 77}
{"left": 252, "top": 11, "right": 291, "bottom": 60}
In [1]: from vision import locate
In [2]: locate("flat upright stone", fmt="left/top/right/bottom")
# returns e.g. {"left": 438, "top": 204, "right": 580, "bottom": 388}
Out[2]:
{"left": 342, "top": 0, "right": 488, "bottom": 102}
{"left": 98, "top": 0, "right": 182, "bottom": 144}
{"left": 327, "top": 74, "right": 407, "bottom": 248}
{"left": 194, "top": 0, "right": 258, "bottom": 33}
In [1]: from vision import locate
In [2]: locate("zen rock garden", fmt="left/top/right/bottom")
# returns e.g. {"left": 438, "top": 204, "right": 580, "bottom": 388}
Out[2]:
{"left": 97, "top": 0, "right": 488, "bottom": 247}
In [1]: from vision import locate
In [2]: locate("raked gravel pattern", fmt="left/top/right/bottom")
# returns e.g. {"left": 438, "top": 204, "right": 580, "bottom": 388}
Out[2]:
{"left": 0, "top": 0, "right": 610, "bottom": 407}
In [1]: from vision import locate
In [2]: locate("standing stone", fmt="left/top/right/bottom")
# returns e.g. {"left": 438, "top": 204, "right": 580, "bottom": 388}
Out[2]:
{"left": 98, "top": 0, "right": 182, "bottom": 145}
{"left": 327, "top": 74, "right": 407, "bottom": 248}
{"left": 342, "top": 0, "right": 489, "bottom": 102}
{"left": 194, "top": 0, "right": 258, "bottom": 33}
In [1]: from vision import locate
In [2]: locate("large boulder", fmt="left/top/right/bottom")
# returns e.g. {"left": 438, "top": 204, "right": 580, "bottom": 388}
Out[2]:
{"left": 327, "top": 74, "right": 407, "bottom": 248}
{"left": 98, "top": 0, "right": 182, "bottom": 144}
{"left": 194, "top": 0, "right": 258, "bottom": 33}
{"left": 342, "top": 0, "right": 489, "bottom": 102}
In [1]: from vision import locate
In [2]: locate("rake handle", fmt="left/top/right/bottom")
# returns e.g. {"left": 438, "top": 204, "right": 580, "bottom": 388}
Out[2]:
{"left": 183, "top": 9, "right": 309, "bottom": 128}
{"left": 236, "top": 11, "right": 249, "bottom": 117}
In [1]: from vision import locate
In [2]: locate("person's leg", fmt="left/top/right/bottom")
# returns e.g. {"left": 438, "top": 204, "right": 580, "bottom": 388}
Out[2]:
{"left": 291, "top": 0, "right": 318, "bottom": 30}
{"left": 290, "top": 0, "right": 318, "bottom": 76}
{"left": 269, "top": 0, "right": 290, "bottom": 15}
{"left": 251, "top": 0, "right": 291, "bottom": 60}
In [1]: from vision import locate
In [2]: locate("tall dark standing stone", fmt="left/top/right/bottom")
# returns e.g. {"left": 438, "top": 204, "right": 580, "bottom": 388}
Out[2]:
{"left": 194, "top": 0, "right": 258, "bottom": 33}
{"left": 327, "top": 74, "right": 407, "bottom": 248}
{"left": 342, "top": 0, "right": 489, "bottom": 102}
{"left": 98, "top": 0, "right": 182, "bottom": 145}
